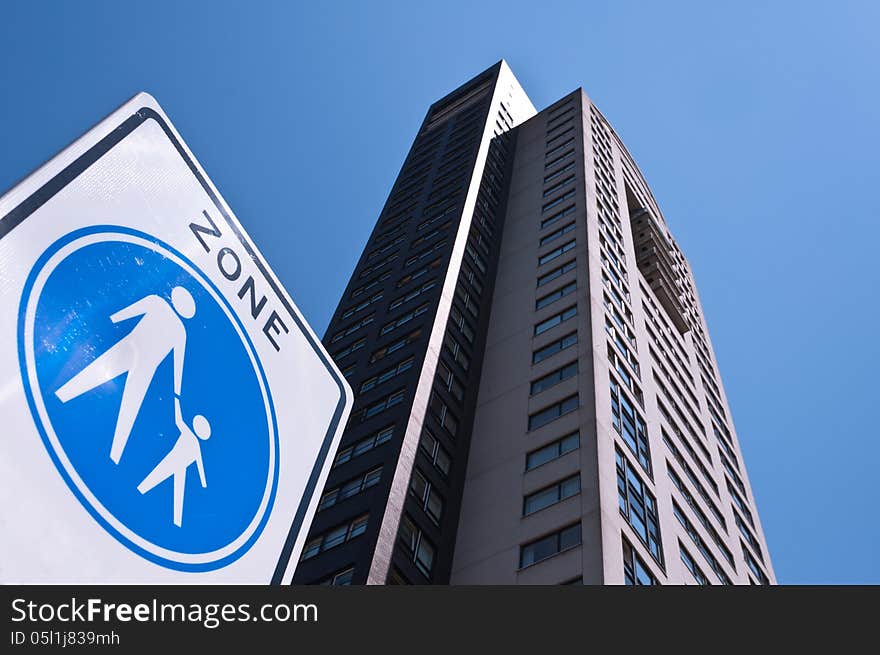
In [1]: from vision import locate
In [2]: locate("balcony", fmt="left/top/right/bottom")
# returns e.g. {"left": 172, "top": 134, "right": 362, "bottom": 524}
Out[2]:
{"left": 629, "top": 207, "right": 689, "bottom": 333}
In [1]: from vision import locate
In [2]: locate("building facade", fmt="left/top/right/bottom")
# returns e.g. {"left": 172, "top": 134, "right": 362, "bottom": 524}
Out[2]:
{"left": 294, "top": 62, "right": 775, "bottom": 586}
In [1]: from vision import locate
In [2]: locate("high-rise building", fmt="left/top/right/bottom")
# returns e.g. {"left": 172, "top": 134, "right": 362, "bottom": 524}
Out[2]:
{"left": 293, "top": 61, "right": 775, "bottom": 586}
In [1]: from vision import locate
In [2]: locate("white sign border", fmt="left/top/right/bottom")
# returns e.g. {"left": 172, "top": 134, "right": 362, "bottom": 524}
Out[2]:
{"left": 0, "top": 94, "right": 353, "bottom": 584}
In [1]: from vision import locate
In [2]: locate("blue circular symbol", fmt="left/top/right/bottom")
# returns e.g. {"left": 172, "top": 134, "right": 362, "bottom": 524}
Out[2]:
{"left": 18, "top": 226, "right": 279, "bottom": 571}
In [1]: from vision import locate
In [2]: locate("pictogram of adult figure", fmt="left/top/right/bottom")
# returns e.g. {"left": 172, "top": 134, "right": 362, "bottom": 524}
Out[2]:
{"left": 136, "top": 396, "right": 211, "bottom": 527}
{"left": 55, "top": 286, "right": 196, "bottom": 464}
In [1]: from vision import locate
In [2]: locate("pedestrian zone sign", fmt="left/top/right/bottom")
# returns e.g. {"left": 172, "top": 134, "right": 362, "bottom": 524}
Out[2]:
{"left": 0, "top": 93, "right": 352, "bottom": 583}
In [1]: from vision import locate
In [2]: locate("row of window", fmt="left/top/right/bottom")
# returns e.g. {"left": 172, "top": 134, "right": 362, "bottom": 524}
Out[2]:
{"left": 516, "top": 125, "right": 584, "bottom": 574}
{"left": 301, "top": 514, "right": 369, "bottom": 561}
{"left": 528, "top": 394, "right": 578, "bottom": 431}
{"left": 306, "top": 102, "right": 510, "bottom": 582}
{"left": 616, "top": 448, "right": 663, "bottom": 564}
{"left": 537, "top": 258, "right": 576, "bottom": 287}
{"left": 525, "top": 431, "right": 579, "bottom": 471}
{"left": 360, "top": 357, "right": 414, "bottom": 393}
{"left": 520, "top": 523, "right": 581, "bottom": 568}
{"left": 623, "top": 537, "right": 658, "bottom": 585}
{"left": 318, "top": 467, "right": 382, "bottom": 512}
{"left": 532, "top": 331, "right": 577, "bottom": 364}
{"left": 536, "top": 280, "right": 576, "bottom": 310}
{"left": 663, "top": 439, "right": 726, "bottom": 530}
{"left": 389, "top": 114, "right": 517, "bottom": 582}
{"left": 535, "top": 304, "right": 576, "bottom": 336}
{"left": 610, "top": 375, "right": 651, "bottom": 474}
{"left": 592, "top": 110, "right": 765, "bottom": 586}
{"left": 524, "top": 474, "right": 580, "bottom": 516}
{"left": 672, "top": 500, "right": 732, "bottom": 585}
{"left": 530, "top": 360, "right": 578, "bottom": 395}
{"left": 333, "top": 425, "right": 394, "bottom": 468}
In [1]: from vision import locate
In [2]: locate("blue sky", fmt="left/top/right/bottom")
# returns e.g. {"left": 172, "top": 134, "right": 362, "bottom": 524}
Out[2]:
{"left": 2, "top": 1, "right": 878, "bottom": 583}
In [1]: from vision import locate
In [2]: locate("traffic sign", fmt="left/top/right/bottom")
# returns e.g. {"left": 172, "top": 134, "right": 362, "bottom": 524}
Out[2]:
{"left": 0, "top": 93, "right": 353, "bottom": 583}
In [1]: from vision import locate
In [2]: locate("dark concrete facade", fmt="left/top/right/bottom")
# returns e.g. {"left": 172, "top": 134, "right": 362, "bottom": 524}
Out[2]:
{"left": 292, "top": 62, "right": 535, "bottom": 584}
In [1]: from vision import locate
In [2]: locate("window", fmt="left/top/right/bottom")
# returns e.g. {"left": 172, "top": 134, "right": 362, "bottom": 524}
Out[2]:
{"left": 545, "top": 149, "right": 575, "bottom": 170}
{"left": 404, "top": 240, "right": 447, "bottom": 268}
{"left": 411, "top": 221, "right": 452, "bottom": 249}
{"left": 610, "top": 376, "right": 651, "bottom": 474}
{"left": 330, "top": 313, "right": 375, "bottom": 343}
{"left": 721, "top": 452, "right": 747, "bottom": 497}
{"left": 398, "top": 515, "right": 435, "bottom": 578}
{"left": 380, "top": 303, "right": 429, "bottom": 335}
{"left": 548, "top": 101, "right": 573, "bottom": 118}
{"left": 539, "top": 222, "right": 576, "bottom": 247}
{"left": 360, "top": 389, "right": 406, "bottom": 421}
{"left": 370, "top": 329, "right": 421, "bottom": 363}
{"left": 389, "top": 280, "right": 437, "bottom": 310}
{"left": 524, "top": 475, "right": 580, "bottom": 515}
{"left": 607, "top": 343, "right": 641, "bottom": 399}
{"left": 543, "top": 176, "right": 576, "bottom": 198}
{"left": 366, "top": 235, "right": 405, "bottom": 261}
{"left": 546, "top": 126, "right": 575, "bottom": 147}
{"left": 534, "top": 305, "right": 577, "bottom": 336}
{"left": 606, "top": 319, "right": 639, "bottom": 374}
{"left": 341, "top": 291, "right": 384, "bottom": 319}
{"left": 742, "top": 542, "right": 769, "bottom": 585}
{"left": 360, "top": 357, "right": 415, "bottom": 393}
{"left": 465, "top": 242, "right": 487, "bottom": 274}
{"left": 540, "top": 204, "right": 576, "bottom": 230}
{"left": 459, "top": 263, "right": 484, "bottom": 296}
{"left": 542, "top": 190, "right": 576, "bottom": 213}
{"left": 526, "top": 432, "right": 579, "bottom": 471}
{"left": 667, "top": 463, "right": 733, "bottom": 567}
{"left": 672, "top": 501, "right": 731, "bottom": 585}
{"left": 537, "top": 259, "right": 576, "bottom": 287}
{"left": 545, "top": 137, "right": 575, "bottom": 159}
{"left": 319, "top": 567, "right": 355, "bottom": 586}
{"left": 616, "top": 448, "right": 663, "bottom": 563}
{"left": 300, "top": 514, "right": 369, "bottom": 561}
{"left": 397, "top": 258, "right": 442, "bottom": 288}
{"left": 532, "top": 331, "right": 577, "bottom": 364}
{"left": 727, "top": 479, "right": 755, "bottom": 528}
{"left": 531, "top": 360, "right": 578, "bottom": 395}
{"left": 536, "top": 281, "right": 576, "bottom": 310}
{"left": 546, "top": 115, "right": 573, "bottom": 135}
{"left": 455, "top": 285, "right": 480, "bottom": 318}
{"left": 318, "top": 467, "right": 382, "bottom": 511}
{"left": 680, "top": 542, "right": 710, "bottom": 586}
{"left": 333, "top": 337, "right": 366, "bottom": 361}
{"left": 409, "top": 469, "right": 444, "bottom": 524}
{"left": 358, "top": 253, "right": 398, "bottom": 279}
{"left": 436, "top": 359, "right": 465, "bottom": 402}
{"left": 428, "top": 391, "right": 458, "bottom": 436}
{"left": 449, "top": 303, "right": 476, "bottom": 343}
{"left": 623, "top": 538, "right": 658, "bottom": 586}
{"left": 538, "top": 239, "right": 576, "bottom": 265}
{"left": 735, "top": 513, "right": 764, "bottom": 563}
{"left": 351, "top": 271, "right": 391, "bottom": 299}
{"left": 544, "top": 162, "right": 576, "bottom": 183}
{"left": 333, "top": 425, "right": 394, "bottom": 468}
{"left": 416, "top": 204, "right": 456, "bottom": 231}
{"left": 529, "top": 394, "right": 578, "bottom": 430}
{"left": 443, "top": 333, "right": 470, "bottom": 372}
{"left": 419, "top": 429, "right": 451, "bottom": 477}
{"left": 660, "top": 428, "right": 727, "bottom": 530}
{"left": 520, "top": 523, "right": 581, "bottom": 568}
